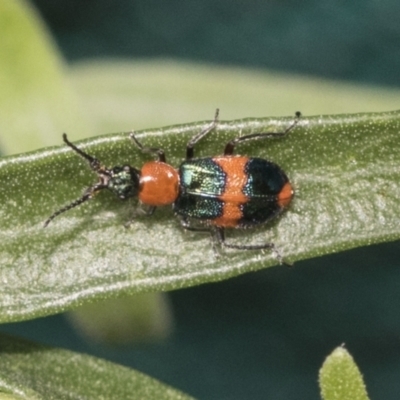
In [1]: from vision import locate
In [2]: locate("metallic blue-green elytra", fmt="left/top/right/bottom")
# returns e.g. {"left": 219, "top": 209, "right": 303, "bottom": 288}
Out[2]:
{"left": 174, "top": 156, "right": 292, "bottom": 228}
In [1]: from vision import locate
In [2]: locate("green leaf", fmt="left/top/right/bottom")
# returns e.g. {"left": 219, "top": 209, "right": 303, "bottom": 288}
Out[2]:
{"left": 71, "top": 60, "right": 400, "bottom": 134}
{"left": 0, "top": 0, "right": 91, "bottom": 154}
{"left": 319, "top": 346, "right": 370, "bottom": 400}
{"left": 67, "top": 293, "right": 173, "bottom": 344}
{"left": 0, "top": 109, "right": 399, "bottom": 322}
{"left": 0, "top": 333, "right": 194, "bottom": 399}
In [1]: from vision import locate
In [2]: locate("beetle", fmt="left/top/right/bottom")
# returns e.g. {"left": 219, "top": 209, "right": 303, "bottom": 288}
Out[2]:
{"left": 44, "top": 110, "right": 300, "bottom": 259}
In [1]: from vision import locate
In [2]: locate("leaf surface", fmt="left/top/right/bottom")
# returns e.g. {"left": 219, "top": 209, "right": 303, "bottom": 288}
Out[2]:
{"left": 0, "top": 334, "right": 193, "bottom": 399}
{"left": 319, "top": 346, "right": 370, "bottom": 400}
{"left": 0, "top": 110, "right": 399, "bottom": 321}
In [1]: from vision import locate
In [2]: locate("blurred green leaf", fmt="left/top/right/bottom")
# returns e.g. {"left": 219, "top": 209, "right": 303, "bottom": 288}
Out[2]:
{"left": 67, "top": 293, "right": 173, "bottom": 344}
{"left": 319, "top": 346, "right": 370, "bottom": 400}
{"left": 0, "top": 333, "right": 193, "bottom": 399}
{"left": 0, "top": 109, "right": 399, "bottom": 322}
{"left": 71, "top": 60, "right": 400, "bottom": 134}
{"left": 0, "top": 0, "right": 91, "bottom": 154}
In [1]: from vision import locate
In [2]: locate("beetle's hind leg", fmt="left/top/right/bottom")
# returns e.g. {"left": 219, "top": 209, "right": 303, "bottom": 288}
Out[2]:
{"left": 178, "top": 217, "right": 211, "bottom": 232}
{"left": 224, "top": 111, "right": 301, "bottom": 155}
{"left": 212, "top": 227, "right": 289, "bottom": 265}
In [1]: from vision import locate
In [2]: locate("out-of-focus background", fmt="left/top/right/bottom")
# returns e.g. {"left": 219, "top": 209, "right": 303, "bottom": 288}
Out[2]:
{"left": 30, "top": 0, "right": 400, "bottom": 85}
{"left": 2, "top": 1, "right": 400, "bottom": 399}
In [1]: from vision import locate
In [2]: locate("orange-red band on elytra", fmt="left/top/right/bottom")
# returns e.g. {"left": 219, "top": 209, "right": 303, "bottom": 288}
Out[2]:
{"left": 277, "top": 182, "right": 293, "bottom": 208}
{"left": 212, "top": 156, "right": 249, "bottom": 227}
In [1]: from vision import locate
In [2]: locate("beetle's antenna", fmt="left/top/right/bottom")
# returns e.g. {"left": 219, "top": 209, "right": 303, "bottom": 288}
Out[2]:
{"left": 63, "top": 133, "right": 101, "bottom": 172}
{"left": 43, "top": 184, "right": 106, "bottom": 227}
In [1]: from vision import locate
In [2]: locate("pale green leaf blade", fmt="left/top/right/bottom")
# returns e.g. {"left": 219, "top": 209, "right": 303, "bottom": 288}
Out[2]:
{"left": 0, "top": 110, "right": 398, "bottom": 322}
{"left": 0, "top": 0, "right": 91, "bottom": 154}
{"left": 0, "top": 334, "right": 194, "bottom": 400}
{"left": 71, "top": 60, "right": 400, "bottom": 134}
{"left": 67, "top": 293, "right": 173, "bottom": 344}
{"left": 319, "top": 346, "right": 370, "bottom": 400}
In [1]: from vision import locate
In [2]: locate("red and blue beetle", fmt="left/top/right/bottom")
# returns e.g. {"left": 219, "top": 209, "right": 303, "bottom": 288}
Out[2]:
{"left": 45, "top": 110, "right": 301, "bottom": 256}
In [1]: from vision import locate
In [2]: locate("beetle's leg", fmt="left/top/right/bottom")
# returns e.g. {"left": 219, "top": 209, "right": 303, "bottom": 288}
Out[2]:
{"left": 125, "top": 204, "right": 156, "bottom": 228}
{"left": 44, "top": 183, "right": 107, "bottom": 227}
{"left": 186, "top": 108, "right": 219, "bottom": 160}
{"left": 130, "top": 133, "right": 166, "bottom": 162}
{"left": 178, "top": 217, "right": 211, "bottom": 232}
{"left": 224, "top": 111, "right": 301, "bottom": 155}
{"left": 136, "top": 204, "right": 156, "bottom": 216}
{"left": 213, "top": 227, "right": 289, "bottom": 265}
{"left": 214, "top": 227, "right": 277, "bottom": 251}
